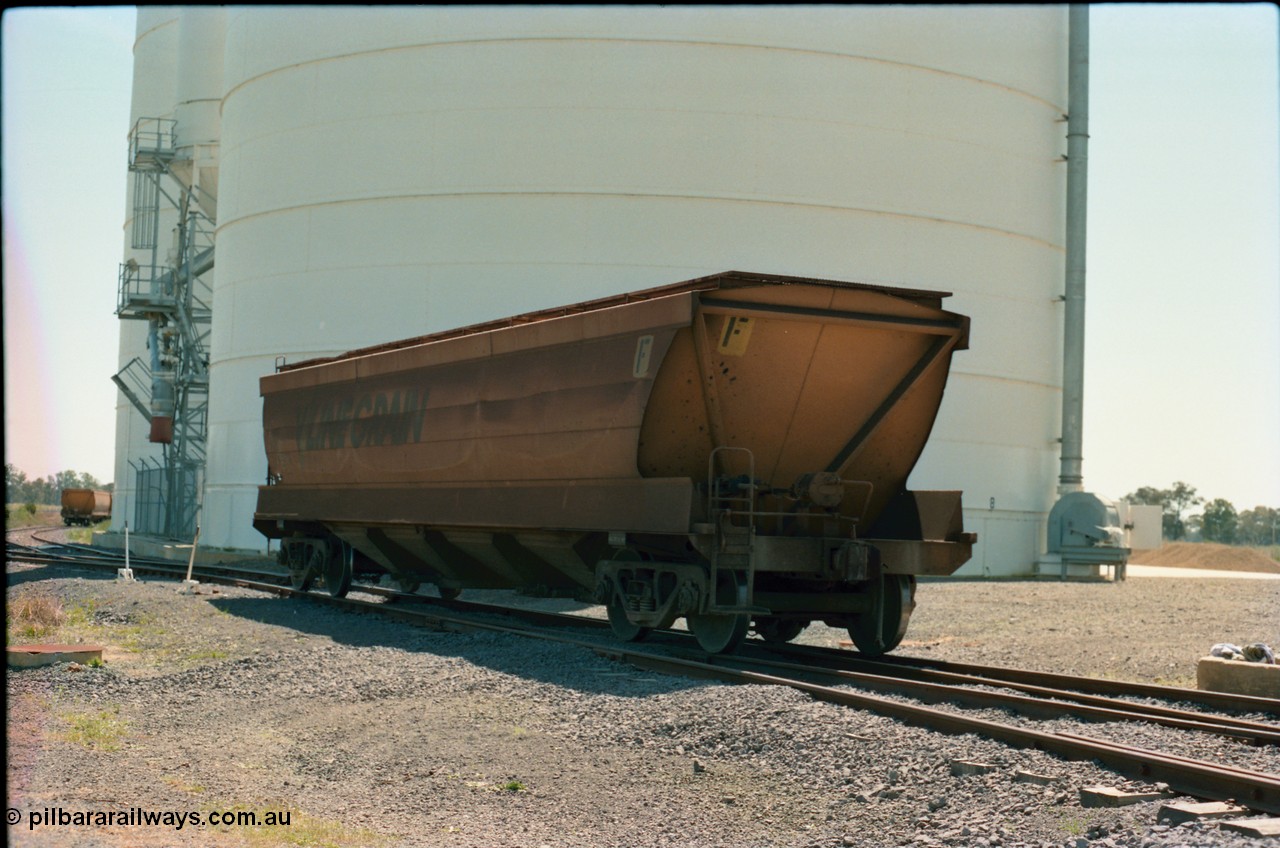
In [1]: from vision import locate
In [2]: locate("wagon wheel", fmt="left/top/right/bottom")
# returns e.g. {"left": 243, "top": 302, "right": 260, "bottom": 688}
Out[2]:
{"left": 436, "top": 586, "right": 461, "bottom": 601}
{"left": 285, "top": 544, "right": 315, "bottom": 591}
{"left": 688, "top": 570, "right": 749, "bottom": 654}
{"left": 848, "top": 573, "right": 916, "bottom": 656}
{"left": 322, "top": 543, "right": 353, "bottom": 598}
{"left": 607, "top": 601, "right": 650, "bottom": 642}
{"left": 754, "top": 616, "right": 807, "bottom": 644}
{"left": 604, "top": 548, "right": 650, "bottom": 643}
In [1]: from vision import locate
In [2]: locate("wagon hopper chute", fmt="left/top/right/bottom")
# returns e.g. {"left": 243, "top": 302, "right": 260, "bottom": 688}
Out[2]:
{"left": 254, "top": 271, "right": 975, "bottom": 653}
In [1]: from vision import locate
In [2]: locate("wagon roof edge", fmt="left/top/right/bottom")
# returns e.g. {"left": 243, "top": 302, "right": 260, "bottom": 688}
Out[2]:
{"left": 272, "top": 271, "right": 954, "bottom": 374}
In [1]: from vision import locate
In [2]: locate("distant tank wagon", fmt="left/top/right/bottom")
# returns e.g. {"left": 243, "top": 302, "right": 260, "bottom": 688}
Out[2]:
{"left": 254, "top": 271, "right": 975, "bottom": 653}
{"left": 60, "top": 489, "right": 113, "bottom": 527}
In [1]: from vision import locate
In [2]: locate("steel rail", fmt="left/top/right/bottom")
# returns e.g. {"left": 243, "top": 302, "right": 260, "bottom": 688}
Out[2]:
{"left": 428, "top": 596, "right": 1280, "bottom": 720}
{"left": 10, "top": 543, "right": 1280, "bottom": 812}
{"left": 401, "top": 594, "right": 1280, "bottom": 722}
{"left": 12, "top": 541, "right": 1278, "bottom": 730}
{"left": 18, "top": 532, "right": 1274, "bottom": 718}
{"left": 746, "top": 643, "right": 1280, "bottom": 724}
{"left": 6, "top": 524, "right": 63, "bottom": 536}
{"left": 759, "top": 641, "right": 1280, "bottom": 716}
{"left": 619, "top": 652, "right": 1280, "bottom": 814}
{"left": 11, "top": 541, "right": 1278, "bottom": 740}
{"left": 224, "top": 580, "right": 1280, "bottom": 813}
{"left": 688, "top": 651, "right": 1280, "bottom": 745}
{"left": 7, "top": 542, "right": 293, "bottom": 585}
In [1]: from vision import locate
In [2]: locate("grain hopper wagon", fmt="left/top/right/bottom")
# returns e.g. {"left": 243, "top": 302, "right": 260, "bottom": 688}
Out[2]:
{"left": 60, "top": 489, "right": 113, "bottom": 526}
{"left": 254, "top": 271, "right": 975, "bottom": 653}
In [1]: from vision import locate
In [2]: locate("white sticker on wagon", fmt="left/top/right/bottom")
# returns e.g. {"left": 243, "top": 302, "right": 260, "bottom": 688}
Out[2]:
{"left": 633, "top": 335, "right": 654, "bottom": 378}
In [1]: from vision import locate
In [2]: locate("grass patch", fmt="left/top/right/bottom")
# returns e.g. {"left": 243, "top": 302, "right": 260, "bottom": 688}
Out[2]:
{"left": 163, "top": 775, "right": 207, "bottom": 795}
{"left": 7, "top": 594, "right": 66, "bottom": 643}
{"left": 61, "top": 598, "right": 97, "bottom": 628}
{"left": 1154, "top": 674, "right": 1196, "bottom": 688}
{"left": 463, "top": 777, "right": 527, "bottom": 793}
{"left": 57, "top": 704, "right": 129, "bottom": 751}
{"left": 8, "top": 593, "right": 165, "bottom": 659}
{"left": 1059, "top": 813, "right": 1086, "bottom": 836}
{"left": 205, "top": 803, "right": 386, "bottom": 847}
{"left": 184, "top": 647, "right": 230, "bottom": 663}
{"left": 5, "top": 503, "right": 59, "bottom": 530}
{"left": 65, "top": 600, "right": 161, "bottom": 654}
{"left": 65, "top": 519, "right": 110, "bottom": 544}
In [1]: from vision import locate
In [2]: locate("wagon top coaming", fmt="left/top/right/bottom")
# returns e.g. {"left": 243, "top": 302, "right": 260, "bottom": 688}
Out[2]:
{"left": 273, "top": 271, "right": 959, "bottom": 375}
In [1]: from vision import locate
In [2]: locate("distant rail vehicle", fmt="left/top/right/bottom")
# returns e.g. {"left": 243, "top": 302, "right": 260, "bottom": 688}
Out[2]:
{"left": 60, "top": 489, "right": 113, "bottom": 527}
{"left": 254, "top": 271, "right": 976, "bottom": 653}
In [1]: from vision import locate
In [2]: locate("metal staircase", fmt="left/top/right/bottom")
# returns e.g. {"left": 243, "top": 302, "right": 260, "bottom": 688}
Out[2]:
{"left": 112, "top": 117, "right": 214, "bottom": 539}
{"left": 110, "top": 357, "right": 153, "bottom": 421}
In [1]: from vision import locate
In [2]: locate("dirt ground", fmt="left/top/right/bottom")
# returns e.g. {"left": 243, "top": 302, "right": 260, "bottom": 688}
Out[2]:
{"left": 1129, "top": 542, "right": 1280, "bottom": 573}
{"left": 6, "top": 535, "right": 1280, "bottom": 848}
{"left": 7, "top": 561, "right": 1279, "bottom": 848}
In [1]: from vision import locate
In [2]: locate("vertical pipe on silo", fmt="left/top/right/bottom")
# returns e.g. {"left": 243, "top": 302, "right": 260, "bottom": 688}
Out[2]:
{"left": 1059, "top": 4, "right": 1089, "bottom": 493}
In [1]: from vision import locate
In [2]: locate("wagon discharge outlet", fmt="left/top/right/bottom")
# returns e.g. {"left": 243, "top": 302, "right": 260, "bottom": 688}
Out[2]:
{"left": 254, "top": 271, "right": 977, "bottom": 654}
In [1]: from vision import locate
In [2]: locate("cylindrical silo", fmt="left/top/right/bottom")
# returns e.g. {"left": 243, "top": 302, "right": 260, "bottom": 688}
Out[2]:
{"left": 174, "top": 5, "right": 224, "bottom": 219}
{"left": 174, "top": 7, "right": 223, "bottom": 150}
{"left": 111, "top": 6, "right": 180, "bottom": 534}
{"left": 199, "top": 7, "right": 1068, "bottom": 575}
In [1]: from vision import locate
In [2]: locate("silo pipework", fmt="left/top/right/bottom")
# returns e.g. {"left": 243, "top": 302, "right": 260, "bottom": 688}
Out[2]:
{"left": 1047, "top": 5, "right": 1131, "bottom": 574}
{"left": 1058, "top": 3, "right": 1089, "bottom": 495}
{"left": 148, "top": 321, "right": 175, "bottom": 444}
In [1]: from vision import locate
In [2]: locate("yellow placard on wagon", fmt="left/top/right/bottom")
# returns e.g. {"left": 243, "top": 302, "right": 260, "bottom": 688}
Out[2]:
{"left": 718, "top": 316, "right": 753, "bottom": 356}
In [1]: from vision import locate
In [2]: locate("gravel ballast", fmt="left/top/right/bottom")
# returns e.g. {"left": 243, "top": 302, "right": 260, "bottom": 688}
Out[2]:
{"left": 6, "top": 553, "right": 1279, "bottom": 848}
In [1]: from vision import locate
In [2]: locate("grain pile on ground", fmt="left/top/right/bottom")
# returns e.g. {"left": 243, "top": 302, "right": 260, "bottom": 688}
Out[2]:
{"left": 6, "top": 554, "right": 1279, "bottom": 848}
{"left": 1129, "top": 542, "right": 1280, "bottom": 574}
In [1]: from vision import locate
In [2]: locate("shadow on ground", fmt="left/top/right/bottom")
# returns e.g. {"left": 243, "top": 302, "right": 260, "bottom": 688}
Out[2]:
{"left": 207, "top": 591, "right": 711, "bottom": 698}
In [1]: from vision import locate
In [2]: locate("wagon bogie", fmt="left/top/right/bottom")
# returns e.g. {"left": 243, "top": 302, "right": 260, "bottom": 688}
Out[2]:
{"left": 594, "top": 556, "right": 707, "bottom": 632}
{"left": 276, "top": 534, "right": 360, "bottom": 598}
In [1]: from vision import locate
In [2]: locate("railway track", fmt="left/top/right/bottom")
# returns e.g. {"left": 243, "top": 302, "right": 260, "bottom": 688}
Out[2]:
{"left": 8, "top": 536, "right": 1280, "bottom": 817}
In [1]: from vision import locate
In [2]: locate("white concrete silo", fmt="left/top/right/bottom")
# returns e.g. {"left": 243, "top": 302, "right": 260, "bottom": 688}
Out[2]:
{"left": 110, "top": 6, "right": 179, "bottom": 534}
{"left": 173, "top": 6, "right": 224, "bottom": 215}
{"left": 200, "top": 7, "right": 1069, "bottom": 576}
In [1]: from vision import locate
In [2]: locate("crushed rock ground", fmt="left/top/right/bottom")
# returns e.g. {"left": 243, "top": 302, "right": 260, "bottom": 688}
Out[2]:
{"left": 5, "top": 544, "right": 1279, "bottom": 848}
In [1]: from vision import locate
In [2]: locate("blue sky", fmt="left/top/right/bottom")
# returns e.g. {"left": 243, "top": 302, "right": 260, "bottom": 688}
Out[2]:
{"left": 3, "top": 5, "right": 1278, "bottom": 510}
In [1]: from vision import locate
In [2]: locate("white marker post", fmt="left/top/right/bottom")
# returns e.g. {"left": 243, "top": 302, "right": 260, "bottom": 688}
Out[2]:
{"left": 117, "top": 520, "right": 135, "bottom": 582}
{"left": 179, "top": 524, "right": 201, "bottom": 594}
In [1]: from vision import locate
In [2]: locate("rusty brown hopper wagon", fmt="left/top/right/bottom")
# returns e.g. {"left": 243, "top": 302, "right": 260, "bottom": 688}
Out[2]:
{"left": 60, "top": 489, "right": 112, "bottom": 527}
{"left": 254, "top": 271, "right": 975, "bottom": 653}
